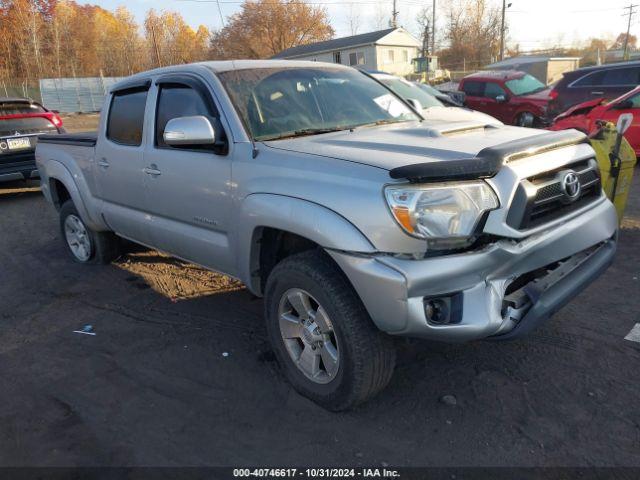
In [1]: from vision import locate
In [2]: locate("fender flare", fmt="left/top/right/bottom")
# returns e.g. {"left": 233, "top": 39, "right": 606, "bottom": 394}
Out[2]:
{"left": 236, "top": 193, "right": 376, "bottom": 294}
{"left": 45, "top": 160, "right": 108, "bottom": 231}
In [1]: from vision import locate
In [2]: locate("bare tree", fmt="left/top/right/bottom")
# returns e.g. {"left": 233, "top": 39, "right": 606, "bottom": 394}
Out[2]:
{"left": 346, "top": 4, "right": 361, "bottom": 36}
{"left": 438, "top": 0, "right": 501, "bottom": 70}
{"left": 209, "top": 0, "right": 334, "bottom": 59}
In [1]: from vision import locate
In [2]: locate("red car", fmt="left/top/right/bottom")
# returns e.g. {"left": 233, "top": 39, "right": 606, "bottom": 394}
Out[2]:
{"left": 0, "top": 97, "right": 64, "bottom": 183}
{"left": 549, "top": 86, "right": 640, "bottom": 156}
{"left": 458, "top": 70, "right": 552, "bottom": 127}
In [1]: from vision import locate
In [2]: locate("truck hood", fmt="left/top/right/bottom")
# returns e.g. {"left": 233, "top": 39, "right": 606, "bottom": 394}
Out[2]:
{"left": 554, "top": 98, "right": 605, "bottom": 121}
{"left": 517, "top": 88, "right": 552, "bottom": 103}
{"left": 264, "top": 120, "right": 550, "bottom": 172}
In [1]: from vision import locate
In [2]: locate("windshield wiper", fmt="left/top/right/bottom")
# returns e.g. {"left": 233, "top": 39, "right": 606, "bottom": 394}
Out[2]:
{"left": 259, "top": 127, "right": 349, "bottom": 141}
{"left": 355, "top": 118, "right": 411, "bottom": 129}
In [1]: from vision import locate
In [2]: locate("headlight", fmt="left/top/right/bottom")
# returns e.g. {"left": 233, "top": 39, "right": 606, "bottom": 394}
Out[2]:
{"left": 385, "top": 181, "right": 499, "bottom": 248}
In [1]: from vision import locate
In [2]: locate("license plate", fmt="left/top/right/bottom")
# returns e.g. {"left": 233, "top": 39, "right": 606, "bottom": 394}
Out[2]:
{"left": 6, "top": 137, "right": 31, "bottom": 150}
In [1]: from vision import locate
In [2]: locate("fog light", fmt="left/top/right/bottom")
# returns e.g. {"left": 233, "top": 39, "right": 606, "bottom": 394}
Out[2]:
{"left": 424, "top": 298, "right": 449, "bottom": 324}
{"left": 423, "top": 293, "right": 463, "bottom": 325}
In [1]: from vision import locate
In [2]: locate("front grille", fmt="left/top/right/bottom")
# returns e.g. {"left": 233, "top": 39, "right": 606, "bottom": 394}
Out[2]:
{"left": 507, "top": 158, "right": 602, "bottom": 230}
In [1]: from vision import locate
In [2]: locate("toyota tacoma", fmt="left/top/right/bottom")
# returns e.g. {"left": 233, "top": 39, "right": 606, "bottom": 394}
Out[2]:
{"left": 36, "top": 61, "right": 618, "bottom": 410}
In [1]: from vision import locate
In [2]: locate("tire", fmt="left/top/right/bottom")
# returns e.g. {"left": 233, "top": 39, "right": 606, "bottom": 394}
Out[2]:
{"left": 264, "top": 249, "right": 396, "bottom": 411}
{"left": 59, "top": 200, "right": 120, "bottom": 264}
{"left": 516, "top": 112, "right": 536, "bottom": 128}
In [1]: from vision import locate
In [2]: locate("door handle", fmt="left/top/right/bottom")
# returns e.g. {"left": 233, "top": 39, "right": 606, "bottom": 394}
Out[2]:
{"left": 98, "top": 158, "right": 109, "bottom": 168}
{"left": 591, "top": 91, "right": 604, "bottom": 95}
{"left": 143, "top": 165, "right": 162, "bottom": 177}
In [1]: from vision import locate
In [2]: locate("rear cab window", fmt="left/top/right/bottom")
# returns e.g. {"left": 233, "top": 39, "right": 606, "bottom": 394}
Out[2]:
{"left": 106, "top": 88, "right": 148, "bottom": 146}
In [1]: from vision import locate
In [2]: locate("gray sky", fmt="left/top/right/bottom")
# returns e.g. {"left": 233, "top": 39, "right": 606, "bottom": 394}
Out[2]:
{"left": 94, "top": 0, "right": 638, "bottom": 51}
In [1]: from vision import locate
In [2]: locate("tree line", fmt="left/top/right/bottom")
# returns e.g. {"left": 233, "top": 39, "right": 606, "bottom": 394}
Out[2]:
{"left": 0, "top": 0, "right": 634, "bottom": 87}
{"left": 0, "top": 0, "right": 334, "bottom": 85}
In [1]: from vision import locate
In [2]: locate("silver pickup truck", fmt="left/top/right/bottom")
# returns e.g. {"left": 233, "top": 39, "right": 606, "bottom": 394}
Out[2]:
{"left": 36, "top": 61, "right": 618, "bottom": 410}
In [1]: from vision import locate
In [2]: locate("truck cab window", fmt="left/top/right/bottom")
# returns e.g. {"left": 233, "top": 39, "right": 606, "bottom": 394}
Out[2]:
{"left": 155, "top": 85, "right": 218, "bottom": 148}
{"left": 106, "top": 88, "right": 148, "bottom": 146}
{"left": 484, "top": 82, "right": 506, "bottom": 99}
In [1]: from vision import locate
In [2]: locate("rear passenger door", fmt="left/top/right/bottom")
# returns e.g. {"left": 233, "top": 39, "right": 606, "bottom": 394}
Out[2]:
{"left": 95, "top": 82, "right": 154, "bottom": 245}
{"left": 142, "top": 75, "right": 235, "bottom": 275}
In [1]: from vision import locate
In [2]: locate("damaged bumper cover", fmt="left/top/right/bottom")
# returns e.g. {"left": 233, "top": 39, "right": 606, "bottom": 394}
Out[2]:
{"left": 328, "top": 197, "right": 618, "bottom": 342}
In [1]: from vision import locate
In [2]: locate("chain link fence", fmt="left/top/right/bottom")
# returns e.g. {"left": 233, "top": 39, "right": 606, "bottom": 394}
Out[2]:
{"left": 2, "top": 77, "right": 124, "bottom": 113}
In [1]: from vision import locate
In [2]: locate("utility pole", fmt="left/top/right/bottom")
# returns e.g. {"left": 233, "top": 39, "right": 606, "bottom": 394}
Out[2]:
{"left": 623, "top": 4, "right": 638, "bottom": 61}
{"left": 431, "top": 0, "right": 436, "bottom": 55}
{"left": 423, "top": 22, "right": 430, "bottom": 57}
{"left": 500, "top": 0, "right": 507, "bottom": 61}
{"left": 391, "top": 0, "right": 398, "bottom": 28}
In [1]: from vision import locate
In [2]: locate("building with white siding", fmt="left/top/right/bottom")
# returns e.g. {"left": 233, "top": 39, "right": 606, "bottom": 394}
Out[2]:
{"left": 272, "top": 28, "right": 422, "bottom": 76}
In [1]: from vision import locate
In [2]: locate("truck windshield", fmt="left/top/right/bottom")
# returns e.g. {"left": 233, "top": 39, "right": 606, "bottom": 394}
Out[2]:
{"left": 505, "top": 74, "right": 547, "bottom": 96}
{"left": 378, "top": 78, "right": 443, "bottom": 110}
{"left": 217, "top": 67, "right": 420, "bottom": 141}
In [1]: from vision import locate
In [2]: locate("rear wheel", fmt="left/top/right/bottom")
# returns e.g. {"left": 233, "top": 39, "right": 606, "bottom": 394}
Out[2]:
{"left": 59, "top": 200, "right": 120, "bottom": 264}
{"left": 264, "top": 249, "right": 396, "bottom": 411}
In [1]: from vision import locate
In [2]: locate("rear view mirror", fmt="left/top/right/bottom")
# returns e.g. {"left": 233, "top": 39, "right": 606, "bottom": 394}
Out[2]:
{"left": 495, "top": 94, "right": 507, "bottom": 103}
{"left": 164, "top": 115, "right": 216, "bottom": 146}
{"left": 405, "top": 98, "right": 422, "bottom": 112}
{"left": 616, "top": 113, "right": 633, "bottom": 135}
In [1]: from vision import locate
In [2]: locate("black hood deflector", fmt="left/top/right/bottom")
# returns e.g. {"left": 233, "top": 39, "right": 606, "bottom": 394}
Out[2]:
{"left": 389, "top": 130, "right": 588, "bottom": 182}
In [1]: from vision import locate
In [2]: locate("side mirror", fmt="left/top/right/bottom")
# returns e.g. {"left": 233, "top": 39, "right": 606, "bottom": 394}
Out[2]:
{"left": 163, "top": 115, "right": 216, "bottom": 146}
{"left": 616, "top": 113, "right": 633, "bottom": 135}
{"left": 495, "top": 94, "right": 507, "bottom": 103}
{"left": 405, "top": 98, "right": 422, "bottom": 112}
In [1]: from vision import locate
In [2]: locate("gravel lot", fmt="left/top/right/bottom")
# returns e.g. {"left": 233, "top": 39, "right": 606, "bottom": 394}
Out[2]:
{"left": 0, "top": 118, "right": 639, "bottom": 466}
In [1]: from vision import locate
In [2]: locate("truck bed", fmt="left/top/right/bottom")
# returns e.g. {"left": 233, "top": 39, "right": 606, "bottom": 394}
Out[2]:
{"left": 38, "top": 132, "right": 97, "bottom": 147}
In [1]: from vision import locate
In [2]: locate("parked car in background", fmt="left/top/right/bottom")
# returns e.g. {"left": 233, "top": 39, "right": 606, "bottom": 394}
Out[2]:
{"left": 370, "top": 72, "right": 501, "bottom": 125}
{"left": 459, "top": 70, "right": 551, "bottom": 127}
{"left": 36, "top": 61, "right": 617, "bottom": 410}
{"left": 549, "top": 86, "right": 640, "bottom": 156}
{"left": 414, "top": 82, "right": 464, "bottom": 106}
{"left": 547, "top": 60, "right": 640, "bottom": 119}
{"left": 1, "top": 97, "right": 64, "bottom": 183}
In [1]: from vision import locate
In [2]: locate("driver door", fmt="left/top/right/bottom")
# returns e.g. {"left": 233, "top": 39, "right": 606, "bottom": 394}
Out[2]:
{"left": 142, "top": 75, "right": 235, "bottom": 276}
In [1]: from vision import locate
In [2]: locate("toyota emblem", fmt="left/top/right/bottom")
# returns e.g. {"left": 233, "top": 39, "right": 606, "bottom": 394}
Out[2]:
{"left": 561, "top": 171, "right": 581, "bottom": 200}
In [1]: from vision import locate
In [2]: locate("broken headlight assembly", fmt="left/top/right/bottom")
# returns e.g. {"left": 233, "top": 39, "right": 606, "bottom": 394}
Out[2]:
{"left": 385, "top": 181, "right": 500, "bottom": 250}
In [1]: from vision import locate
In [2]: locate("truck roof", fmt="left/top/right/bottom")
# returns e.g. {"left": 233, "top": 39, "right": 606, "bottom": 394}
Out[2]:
{"left": 109, "top": 60, "right": 349, "bottom": 93}
{"left": 462, "top": 70, "right": 526, "bottom": 82}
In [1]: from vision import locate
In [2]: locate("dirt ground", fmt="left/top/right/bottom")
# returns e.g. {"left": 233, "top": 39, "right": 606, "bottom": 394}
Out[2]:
{"left": 0, "top": 120, "right": 639, "bottom": 466}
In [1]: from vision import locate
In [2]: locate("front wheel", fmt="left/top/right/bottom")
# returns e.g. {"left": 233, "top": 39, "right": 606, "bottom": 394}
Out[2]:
{"left": 59, "top": 200, "right": 120, "bottom": 264}
{"left": 516, "top": 112, "right": 536, "bottom": 128}
{"left": 264, "top": 249, "right": 396, "bottom": 411}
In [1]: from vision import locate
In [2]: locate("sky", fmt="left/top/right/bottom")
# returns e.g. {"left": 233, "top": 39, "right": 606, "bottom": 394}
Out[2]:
{"left": 92, "top": 0, "right": 639, "bottom": 52}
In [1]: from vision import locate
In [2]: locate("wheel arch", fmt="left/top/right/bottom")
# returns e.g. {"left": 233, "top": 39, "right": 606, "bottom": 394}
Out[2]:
{"left": 44, "top": 160, "right": 108, "bottom": 231}
{"left": 236, "top": 193, "right": 376, "bottom": 295}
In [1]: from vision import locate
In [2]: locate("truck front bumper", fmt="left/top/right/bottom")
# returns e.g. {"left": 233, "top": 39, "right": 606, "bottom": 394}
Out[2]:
{"left": 328, "top": 198, "right": 618, "bottom": 342}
